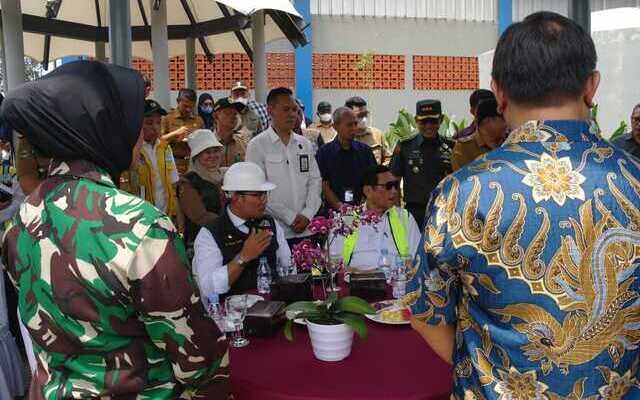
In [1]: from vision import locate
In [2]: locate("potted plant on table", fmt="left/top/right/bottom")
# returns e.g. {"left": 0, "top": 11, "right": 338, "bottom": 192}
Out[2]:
{"left": 286, "top": 204, "right": 381, "bottom": 362}
{"left": 284, "top": 292, "right": 375, "bottom": 362}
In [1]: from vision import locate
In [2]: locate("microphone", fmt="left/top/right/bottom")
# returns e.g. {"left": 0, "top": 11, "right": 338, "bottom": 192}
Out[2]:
{"left": 257, "top": 219, "right": 273, "bottom": 233}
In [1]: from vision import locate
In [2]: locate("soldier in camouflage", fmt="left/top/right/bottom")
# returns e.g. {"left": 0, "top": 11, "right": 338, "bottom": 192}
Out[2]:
{"left": 1, "top": 61, "right": 230, "bottom": 399}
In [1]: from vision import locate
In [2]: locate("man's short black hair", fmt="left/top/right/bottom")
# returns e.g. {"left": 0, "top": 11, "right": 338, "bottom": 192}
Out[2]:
{"left": 177, "top": 88, "right": 197, "bottom": 102}
{"left": 361, "top": 164, "right": 390, "bottom": 194}
{"left": 469, "top": 89, "right": 495, "bottom": 109}
{"left": 267, "top": 87, "right": 293, "bottom": 106}
{"left": 345, "top": 96, "right": 367, "bottom": 109}
{"left": 491, "top": 11, "right": 597, "bottom": 106}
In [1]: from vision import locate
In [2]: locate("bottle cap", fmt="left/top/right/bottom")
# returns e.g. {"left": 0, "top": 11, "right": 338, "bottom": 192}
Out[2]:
{"left": 208, "top": 293, "right": 220, "bottom": 304}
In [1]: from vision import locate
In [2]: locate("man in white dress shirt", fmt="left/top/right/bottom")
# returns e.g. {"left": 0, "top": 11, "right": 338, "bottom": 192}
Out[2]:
{"left": 192, "top": 162, "right": 291, "bottom": 298}
{"left": 330, "top": 165, "right": 421, "bottom": 270}
{"left": 246, "top": 87, "right": 322, "bottom": 248}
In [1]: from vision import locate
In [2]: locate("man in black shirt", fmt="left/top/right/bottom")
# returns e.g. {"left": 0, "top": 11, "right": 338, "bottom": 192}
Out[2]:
{"left": 316, "top": 107, "right": 376, "bottom": 210}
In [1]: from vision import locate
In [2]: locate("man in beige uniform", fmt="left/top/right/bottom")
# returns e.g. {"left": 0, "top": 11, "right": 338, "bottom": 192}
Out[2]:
{"left": 161, "top": 88, "right": 204, "bottom": 175}
{"left": 213, "top": 97, "right": 249, "bottom": 168}
{"left": 345, "top": 96, "right": 389, "bottom": 164}
{"left": 309, "top": 101, "right": 337, "bottom": 143}
{"left": 451, "top": 98, "right": 507, "bottom": 171}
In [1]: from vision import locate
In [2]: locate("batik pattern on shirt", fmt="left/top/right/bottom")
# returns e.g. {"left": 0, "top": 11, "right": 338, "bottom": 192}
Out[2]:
{"left": 2, "top": 159, "right": 229, "bottom": 399}
{"left": 405, "top": 120, "right": 640, "bottom": 399}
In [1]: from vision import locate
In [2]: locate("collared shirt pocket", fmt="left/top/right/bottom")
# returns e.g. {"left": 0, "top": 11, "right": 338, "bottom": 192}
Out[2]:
{"left": 265, "top": 153, "right": 286, "bottom": 177}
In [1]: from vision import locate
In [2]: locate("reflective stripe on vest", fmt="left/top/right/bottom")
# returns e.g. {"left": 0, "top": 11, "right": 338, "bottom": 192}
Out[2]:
{"left": 342, "top": 207, "right": 410, "bottom": 266}
{"left": 136, "top": 140, "right": 177, "bottom": 217}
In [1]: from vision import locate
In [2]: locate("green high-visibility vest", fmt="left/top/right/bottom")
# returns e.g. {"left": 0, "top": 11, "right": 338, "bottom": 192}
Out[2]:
{"left": 342, "top": 207, "right": 410, "bottom": 266}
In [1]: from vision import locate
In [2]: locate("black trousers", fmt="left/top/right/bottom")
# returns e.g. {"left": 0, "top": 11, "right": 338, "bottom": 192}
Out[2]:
{"left": 405, "top": 202, "right": 427, "bottom": 232}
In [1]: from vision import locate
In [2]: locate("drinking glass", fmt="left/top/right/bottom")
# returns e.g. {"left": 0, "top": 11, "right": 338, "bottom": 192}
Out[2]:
{"left": 326, "top": 256, "right": 343, "bottom": 292}
{"left": 225, "top": 295, "right": 249, "bottom": 348}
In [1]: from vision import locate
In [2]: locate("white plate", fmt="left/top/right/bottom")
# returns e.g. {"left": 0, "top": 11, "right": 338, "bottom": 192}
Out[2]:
{"left": 365, "top": 300, "right": 411, "bottom": 325}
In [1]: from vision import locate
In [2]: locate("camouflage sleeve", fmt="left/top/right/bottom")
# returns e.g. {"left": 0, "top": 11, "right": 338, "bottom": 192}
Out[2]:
{"left": 127, "top": 215, "right": 230, "bottom": 397}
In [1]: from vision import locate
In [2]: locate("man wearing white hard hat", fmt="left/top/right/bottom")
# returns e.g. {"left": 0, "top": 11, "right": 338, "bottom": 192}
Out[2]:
{"left": 192, "top": 161, "right": 291, "bottom": 297}
{"left": 178, "top": 129, "right": 225, "bottom": 250}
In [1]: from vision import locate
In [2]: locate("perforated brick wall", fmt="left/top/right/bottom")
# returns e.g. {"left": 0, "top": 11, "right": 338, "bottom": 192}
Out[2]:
{"left": 413, "top": 55, "right": 479, "bottom": 90}
{"left": 312, "top": 53, "right": 405, "bottom": 89}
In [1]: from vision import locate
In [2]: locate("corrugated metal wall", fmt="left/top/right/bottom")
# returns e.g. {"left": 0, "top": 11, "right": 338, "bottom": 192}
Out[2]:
{"left": 310, "top": 0, "right": 496, "bottom": 21}
{"left": 311, "top": 0, "right": 640, "bottom": 21}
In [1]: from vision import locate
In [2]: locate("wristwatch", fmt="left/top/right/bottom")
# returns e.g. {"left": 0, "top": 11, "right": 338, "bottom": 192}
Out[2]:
{"left": 234, "top": 254, "right": 247, "bottom": 267}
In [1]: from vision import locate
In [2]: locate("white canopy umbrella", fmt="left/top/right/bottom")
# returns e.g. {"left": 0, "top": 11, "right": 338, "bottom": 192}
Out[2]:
{"left": 8, "top": 0, "right": 305, "bottom": 62}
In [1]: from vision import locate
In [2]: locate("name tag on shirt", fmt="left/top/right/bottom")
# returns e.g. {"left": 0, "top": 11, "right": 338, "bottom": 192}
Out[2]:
{"left": 299, "top": 154, "right": 309, "bottom": 172}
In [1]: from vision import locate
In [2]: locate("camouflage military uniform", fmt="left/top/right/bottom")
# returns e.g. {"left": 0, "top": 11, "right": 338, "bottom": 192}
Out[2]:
{"left": 2, "top": 159, "right": 230, "bottom": 399}
{"left": 162, "top": 109, "right": 204, "bottom": 175}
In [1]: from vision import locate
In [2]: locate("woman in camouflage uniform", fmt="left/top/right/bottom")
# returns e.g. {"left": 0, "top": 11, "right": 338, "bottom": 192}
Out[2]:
{"left": 1, "top": 61, "right": 230, "bottom": 399}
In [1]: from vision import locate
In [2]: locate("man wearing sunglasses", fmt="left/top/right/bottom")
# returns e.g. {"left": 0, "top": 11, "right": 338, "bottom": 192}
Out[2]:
{"left": 391, "top": 100, "right": 452, "bottom": 228}
{"left": 330, "top": 165, "right": 420, "bottom": 271}
{"left": 192, "top": 162, "right": 292, "bottom": 300}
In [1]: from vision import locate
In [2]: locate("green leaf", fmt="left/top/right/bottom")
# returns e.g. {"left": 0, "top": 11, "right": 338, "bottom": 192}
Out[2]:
{"left": 335, "top": 313, "right": 368, "bottom": 339}
{"left": 284, "top": 319, "right": 294, "bottom": 341}
{"left": 285, "top": 301, "right": 321, "bottom": 314}
{"left": 609, "top": 120, "right": 628, "bottom": 141}
{"left": 335, "top": 296, "right": 376, "bottom": 315}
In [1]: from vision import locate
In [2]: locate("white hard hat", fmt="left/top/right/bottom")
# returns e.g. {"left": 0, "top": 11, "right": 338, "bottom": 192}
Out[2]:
{"left": 221, "top": 161, "right": 276, "bottom": 192}
{"left": 188, "top": 129, "right": 223, "bottom": 159}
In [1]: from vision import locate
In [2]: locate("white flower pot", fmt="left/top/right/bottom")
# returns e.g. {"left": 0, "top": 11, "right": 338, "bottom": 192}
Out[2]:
{"left": 306, "top": 319, "right": 354, "bottom": 362}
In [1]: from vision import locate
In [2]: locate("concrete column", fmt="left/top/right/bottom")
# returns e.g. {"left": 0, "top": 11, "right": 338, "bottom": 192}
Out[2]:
{"left": 252, "top": 10, "right": 267, "bottom": 103}
{"left": 1, "top": 0, "right": 25, "bottom": 91}
{"left": 150, "top": 0, "right": 170, "bottom": 108}
{"left": 569, "top": 0, "right": 591, "bottom": 33}
{"left": 94, "top": 42, "right": 106, "bottom": 62}
{"left": 185, "top": 37, "right": 197, "bottom": 91}
{"left": 109, "top": 0, "right": 132, "bottom": 67}
{"left": 295, "top": 0, "right": 312, "bottom": 120}
{"left": 0, "top": 28, "right": 8, "bottom": 93}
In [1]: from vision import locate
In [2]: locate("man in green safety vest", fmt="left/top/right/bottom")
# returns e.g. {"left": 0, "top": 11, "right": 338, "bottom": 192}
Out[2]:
{"left": 330, "top": 164, "right": 421, "bottom": 271}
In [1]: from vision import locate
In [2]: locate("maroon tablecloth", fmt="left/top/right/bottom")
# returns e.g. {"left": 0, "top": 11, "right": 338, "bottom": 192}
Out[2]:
{"left": 230, "top": 279, "right": 453, "bottom": 400}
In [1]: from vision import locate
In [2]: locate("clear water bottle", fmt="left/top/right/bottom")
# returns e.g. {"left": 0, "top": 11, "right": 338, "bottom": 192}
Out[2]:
{"left": 257, "top": 256, "right": 271, "bottom": 294}
{"left": 207, "top": 293, "right": 226, "bottom": 336}
{"left": 276, "top": 258, "right": 287, "bottom": 278}
{"left": 392, "top": 270, "right": 407, "bottom": 299}
{"left": 378, "top": 249, "right": 392, "bottom": 283}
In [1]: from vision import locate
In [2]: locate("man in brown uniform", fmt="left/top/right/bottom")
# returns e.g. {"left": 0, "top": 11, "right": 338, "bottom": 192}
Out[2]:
{"left": 451, "top": 98, "right": 507, "bottom": 171}
{"left": 345, "top": 96, "right": 390, "bottom": 164}
{"left": 161, "top": 88, "right": 203, "bottom": 175}
{"left": 213, "top": 97, "right": 249, "bottom": 168}
{"left": 15, "top": 134, "right": 51, "bottom": 195}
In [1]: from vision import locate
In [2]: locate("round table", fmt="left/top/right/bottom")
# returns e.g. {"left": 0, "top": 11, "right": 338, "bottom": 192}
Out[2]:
{"left": 230, "top": 281, "right": 453, "bottom": 400}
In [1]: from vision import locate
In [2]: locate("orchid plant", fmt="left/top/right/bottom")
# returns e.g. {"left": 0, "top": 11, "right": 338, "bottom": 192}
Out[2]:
{"left": 291, "top": 204, "right": 381, "bottom": 275}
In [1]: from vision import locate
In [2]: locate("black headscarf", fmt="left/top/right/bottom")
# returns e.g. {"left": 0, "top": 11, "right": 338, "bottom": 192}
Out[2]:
{"left": 0, "top": 60, "right": 144, "bottom": 179}
{"left": 197, "top": 92, "right": 215, "bottom": 130}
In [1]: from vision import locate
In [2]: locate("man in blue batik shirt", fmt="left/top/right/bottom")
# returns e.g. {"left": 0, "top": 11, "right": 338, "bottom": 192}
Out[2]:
{"left": 405, "top": 11, "right": 640, "bottom": 399}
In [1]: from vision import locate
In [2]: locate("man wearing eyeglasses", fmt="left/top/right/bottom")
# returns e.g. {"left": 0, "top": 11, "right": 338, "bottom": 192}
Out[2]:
{"left": 192, "top": 162, "right": 292, "bottom": 298}
{"left": 391, "top": 100, "right": 452, "bottom": 229}
{"left": 330, "top": 165, "right": 420, "bottom": 271}
{"left": 612, "top": 103, "right": 640, "bottom": 159}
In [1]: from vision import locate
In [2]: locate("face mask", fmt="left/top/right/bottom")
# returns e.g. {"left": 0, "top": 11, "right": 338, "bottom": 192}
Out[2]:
{"left": 319, "top": 113, "right": 332, "bottom": 123}
{"left": 235, "top": 97, "right": 248, "bottom": 105}
{"left": 200, "top": 105, "right": 213, "bottom": 114}
{"left": 357, "top": 117, "right": 368, "bottom": 129}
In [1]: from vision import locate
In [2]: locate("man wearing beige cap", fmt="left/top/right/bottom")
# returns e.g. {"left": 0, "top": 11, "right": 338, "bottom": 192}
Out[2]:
{"left": 230, "top": 80, "right": 268, "bottom": 136}
{"left": 179, "top": 129, "right": 226, "bottom": 249}
{"left": 213, "top": 97, "right": 250, "bottom": 167}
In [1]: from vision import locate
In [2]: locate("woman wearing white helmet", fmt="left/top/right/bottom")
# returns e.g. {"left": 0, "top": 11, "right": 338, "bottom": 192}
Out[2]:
{"left": 192, "top": 162, "right": 292, "bottom": 299}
